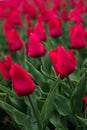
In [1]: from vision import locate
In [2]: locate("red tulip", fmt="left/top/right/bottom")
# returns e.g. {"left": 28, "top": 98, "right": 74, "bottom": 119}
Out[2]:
{"left": 70, "top": 0, "right": 76, "bottom": 6}
{"left": 48, "top": 17, "right": 62, "bottom": 37}
{"left": 3, "top": 20, "right": 14, "bottom": 38}
{"left": 69, "top": 9, "right": 83, "bottom": 22}
{"left": 6, "top": 10, "right": 23, "bottom": 27}
{"left": 54, "top": 0, "right": 61, "bottom": 9}
{"left": 70, "top": 23, "right": 86, "bottom": 49}
{"left": 21, "top": 1, "right": 36, "bottom": 18}
{"left": 10, "top": 64, "right": 35, "bottom": 96}
{"left": 0, "top": 55, "right": 13, "bottom": 80}
{"left": 37, "top": 8, "right": 58, "bottom": 22}
{"left": 61, "top": 9, "right": 69, "bottom": 21}
{"left": 49, "top": 45, "right": 77, "bottom": 79}
{"left": 34, "top": 22, "right": 47, "bottom": 42}
{"left": 33, "top": 0, "right": 45, "bottom": 12}
{"left": 83, "top": 96, "right": 87, "bottom": 108}
{"left": 7, "top": 30, "right": 23, "bottom": 51}
{"left": 27, "top": 33, "right": 46, "bottom": 57}
{"left": 76, "top": 0, "right": 84, "bottom": 13}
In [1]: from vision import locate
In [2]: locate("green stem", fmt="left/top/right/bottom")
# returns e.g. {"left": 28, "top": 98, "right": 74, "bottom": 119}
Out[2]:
{"left": 28, "top": 95, "right": 42, "bottom": 130}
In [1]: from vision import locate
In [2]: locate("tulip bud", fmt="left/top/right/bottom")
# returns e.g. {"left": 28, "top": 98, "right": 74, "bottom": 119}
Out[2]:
{"left": 49, "top": 45, "right": 77, "bottom": 79}
{"left": 27, "top": 33, "right": 46, "bottom": 58}
{"left": 10, "top": 64, "right": 35, "bottom": 96}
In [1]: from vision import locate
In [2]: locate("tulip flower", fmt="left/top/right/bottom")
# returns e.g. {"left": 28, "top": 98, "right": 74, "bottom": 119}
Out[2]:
{"left": 70, "top": 23, "right": 86, "bottom": 49}
{"left": 49, "top": 45, "right": 77, "bottom": 79}
{"left": 27, "top": 33, "right": 46, "bottom": 58}
{"left": 0, "top": 55, "right": 13, "bottom": 80}
{"left": 10, "top": 64, "right": 35, "bottom": 96}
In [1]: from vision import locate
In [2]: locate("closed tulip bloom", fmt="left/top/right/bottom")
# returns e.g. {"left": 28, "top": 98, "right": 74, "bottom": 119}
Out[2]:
{"left": 83, "top": 96, "right": 87, "bottom": 108}
{"left": 21, "top": 1, "right": 36, "bottom": 18}
{"left": 49, "top": 45, "right": 77, "bottom": 79}
{"left": 54, "top": 0, "right": 61, "bottom": 9}
{"left": 3, "top": 20, "right": 14, "bottom": 37}
{"left": 27, "top": 33, "right": 46, "bottom": 58}
{"left": 70, "top": 0, "right": 76, "bottom": 6}
{"left": 10, "top": 64, "right": 35, "bottom": 96}
{"left": 34, "top": 22, "right": 47, "bottom": 42}
{"left": 7, "top": 30, "right": 23, "bottom": 51}
{"left": 76, "top": 0, "right": 84, "bottom": 13}
{"left": 69, "top": 9, "right": 83, "bottom": 22}
{"left": 70, "top": 23, "right": 86, "bottom": 49}
{"left": 48, "top": 17, "right": 62, "bottom": 37}
{"left": 0, "top": 55, "right": 13, "bottom": 80}
{"left": 61, "top": 9, "right": 69, "bottom": 21}
{"left": 6, "top": 10, "right": 23, "bottom": 27}
{"left": 39, "top": 8, "right": 58, "bottom": 22}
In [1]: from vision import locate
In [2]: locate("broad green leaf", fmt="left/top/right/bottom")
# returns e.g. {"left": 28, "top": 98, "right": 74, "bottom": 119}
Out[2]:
{"left": 26, "top": 59, "right": 45, "bottom": 86}
{"left": 24, "top": 96, "right": 42, "bottom": 130}
{"left": 37, "top": 99, "right": 44, "bottom": 112}
{"left": 52, "top": 115, "right": 68, "bottom": 130}
{"left": 9, "top": 96, "right": 26, "bottom": 112}
{"left": 50, "top": 110, "right": 60, "bottom": 127}
{"left": 76, "top": 115, "right": 87, "bottom": 127}
{"left": 0, "top": 100, "right": 32, "bottom": 130}
{"left": 40, "top": 53, "right": 51, "bottom": 74}
{"left": 41, "top": 77, "right": 60, "bottom": 130}
{"left": 59, "top": 82, "right": 73, "bottom": 96}
{"left": 17, "top": 45, "right": 28, "bottom": 70}
{"left": 70, "top": 72, "right": 87, "bottom": 115}
{"left": 0, "top": 93, "right": 7, "bottom": 101}
{"left": 54, "top": 94, "right": 71, "bottom": 116}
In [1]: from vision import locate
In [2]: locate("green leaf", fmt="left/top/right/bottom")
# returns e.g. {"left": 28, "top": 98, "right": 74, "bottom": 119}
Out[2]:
{"left": 24, "top": 96, "right": 42, "bottom": 130}
{"left": 26, "top": 59, "right": 45, "bottom": 86}
{"left": 54, "top": 94, "right": 71, "bottom": 116}
{"left": 0, "top": 100, "right": 32, "bottom": 130}
{"left": 55, "top": 129, "right": 65, "bottom": 130}
{"left": 52, "top": 115, "right": 68, "bottom": 130}
{"left": 18, "top": 45, "right": 28, "bottom": 70}
{"left": 50, "top": 110, "right": 60, "bottom": 127}
{"left": 0, "top": 93, "right": 7, "bottom": 101}
{"left": 76, "top": 115, "right": 87, "bottom": 127}
{"left": 40, "top": 53, "right": 51, "bottom": 74}
{"left": 41, "top": 77, "right": 60, "bottom": 130}
{"left": 0, "top": 84, "right": 16, "bottom": 97}
{"left": 59, "top": 82, "right": 73, "bottom": 96}
{"left": 8, "top": 96, "right": 26, "bottom": 112}
{"left": 70, "top": 72, "right": 87, "bottom": 115}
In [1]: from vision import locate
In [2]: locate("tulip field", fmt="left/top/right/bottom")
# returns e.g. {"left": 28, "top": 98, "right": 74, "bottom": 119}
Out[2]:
{"left": 0, "top": 0, "right": 87, "bottom": 130}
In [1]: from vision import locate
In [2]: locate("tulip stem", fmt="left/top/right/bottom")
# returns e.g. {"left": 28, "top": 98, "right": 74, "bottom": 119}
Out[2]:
{"left": 28, "top": 95, "right": 42, "bottom": 130}
{"left": 67, "top": 76, "right": 73, "bottom": 89}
